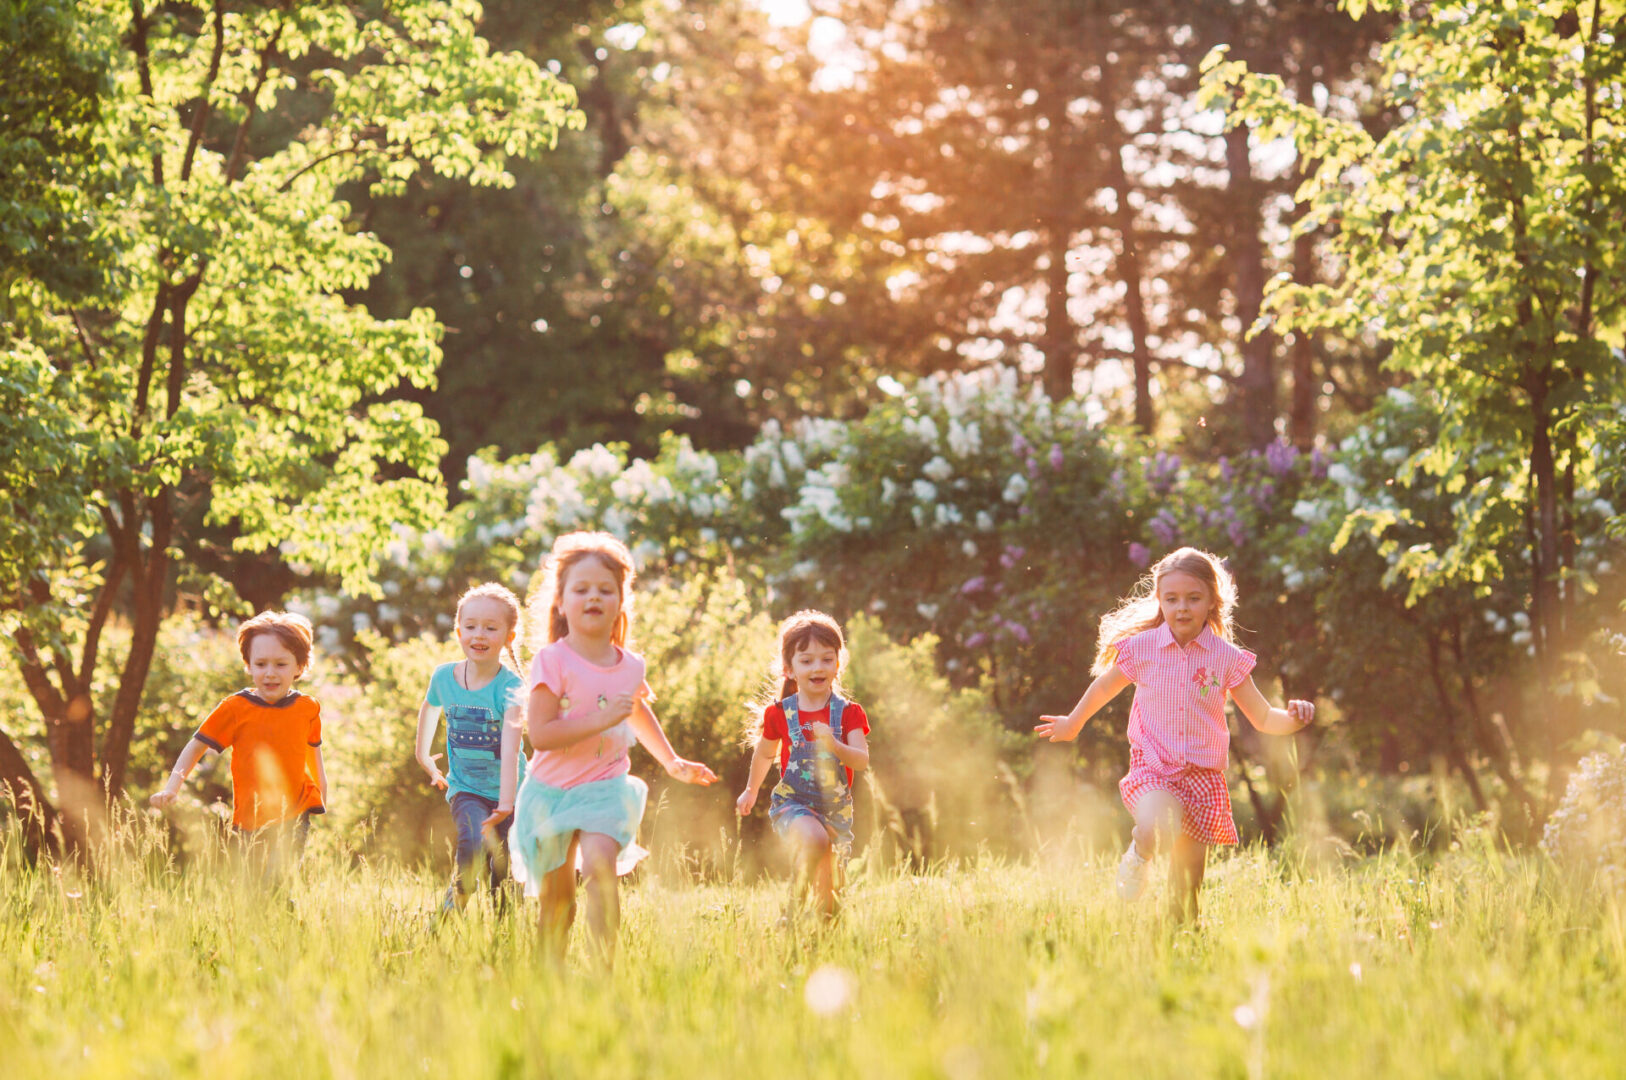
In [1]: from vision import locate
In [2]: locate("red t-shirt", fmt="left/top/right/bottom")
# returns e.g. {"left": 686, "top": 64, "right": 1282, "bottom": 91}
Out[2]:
{"left": 760, "top": 700, "right": 871, "bottom": 786}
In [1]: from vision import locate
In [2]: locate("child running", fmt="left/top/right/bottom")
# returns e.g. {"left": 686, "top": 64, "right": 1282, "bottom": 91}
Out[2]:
{"left": 736, "top": 610, "right": 870, "bottom": 920}
{"left": 415, "top": 583, "right": 526, "bottom": 914}
{"left": 151, "top": 611, "right": 328, "bottom": 870}
{"left": 510, "top": 531, "right": 718, "bottom": 962}
{"left": 1036, "top": 547, "right": 1313, "bottom": 922}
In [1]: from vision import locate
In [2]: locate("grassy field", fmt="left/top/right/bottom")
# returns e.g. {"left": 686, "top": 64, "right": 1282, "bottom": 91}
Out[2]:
{"left": 3, "top": 820, "right": 1624, "bottom": 1080}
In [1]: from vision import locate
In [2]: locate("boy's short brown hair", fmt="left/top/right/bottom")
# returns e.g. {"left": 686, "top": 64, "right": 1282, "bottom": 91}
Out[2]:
{"left": 237, "top": 611, "right": 315, "bottom": 671}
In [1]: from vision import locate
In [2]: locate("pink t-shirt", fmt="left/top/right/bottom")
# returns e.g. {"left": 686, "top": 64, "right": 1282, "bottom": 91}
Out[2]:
{"left": 1112, "top": 624, "right": 1256, "bottom": 773}
{"left": 526, "top": 640, "right": 654, "bottom": 789}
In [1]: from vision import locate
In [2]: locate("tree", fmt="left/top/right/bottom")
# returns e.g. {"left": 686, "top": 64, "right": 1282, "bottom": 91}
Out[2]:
{"left": 0, "top": 0, "right": 581, "bottom": 856}
{"left": 1204, "top": 0, "right": 1626, "bottom": 743}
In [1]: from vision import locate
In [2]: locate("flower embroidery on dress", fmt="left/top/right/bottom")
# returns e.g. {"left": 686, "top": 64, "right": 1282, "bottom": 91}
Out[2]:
{"left": 1192, "top": 667, "right": 1222, "bottom": 698}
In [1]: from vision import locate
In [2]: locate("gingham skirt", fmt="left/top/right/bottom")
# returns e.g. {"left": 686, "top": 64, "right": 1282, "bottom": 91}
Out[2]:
{"left": 1118, "top": 750, "right": 1239, "bottom": 846}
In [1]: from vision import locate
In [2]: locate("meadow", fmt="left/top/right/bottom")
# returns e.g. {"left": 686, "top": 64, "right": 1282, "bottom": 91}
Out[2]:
{"left": 3, "top": 816, "right": 1623, "bottom": 1080}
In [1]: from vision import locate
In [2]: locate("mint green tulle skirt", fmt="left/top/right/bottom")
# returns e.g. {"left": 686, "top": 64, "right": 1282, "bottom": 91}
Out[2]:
{"left": 508, "top": 772, "right": 649, "bottom": 894}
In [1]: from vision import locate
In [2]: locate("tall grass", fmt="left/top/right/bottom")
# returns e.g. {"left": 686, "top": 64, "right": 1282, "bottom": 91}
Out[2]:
{"left": 2, "top": 813, "right": 1623, "bottom": 1079}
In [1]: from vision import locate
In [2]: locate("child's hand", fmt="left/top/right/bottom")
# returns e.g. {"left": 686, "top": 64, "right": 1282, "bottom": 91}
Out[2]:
{"left": 1287, "top": 699, "right": 1315, "bottom": 727}
{"left": 666, "top": 758, "right": 719, "bottom": 786}
{"left": 149, "top": 788, "right": 178, "bottom": 810}
{"left": 1033, "top": 714, "right": 1083, "bottom": 742}
{"left": 600, "top": 691, "right": 637, "bottom": 726}
{"left": 736, "top": 788, "right": 758, "bottom": 816}
{"left": 420, "top": 753, "right": 449, "bottom": 791}
{"left": 807, "top": 721, "right": 836, "bottom": 746}
{"left": 482, "top": 805, "right": 512, "bottom": 833}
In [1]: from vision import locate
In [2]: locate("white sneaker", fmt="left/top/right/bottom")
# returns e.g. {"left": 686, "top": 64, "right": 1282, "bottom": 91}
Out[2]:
{"left": 1115, "top": 843, "right": 1151, "bottom": 901}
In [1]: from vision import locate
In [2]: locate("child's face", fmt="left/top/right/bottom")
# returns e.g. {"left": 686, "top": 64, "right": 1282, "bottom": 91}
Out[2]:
{"left": 789, "top": 639, "right": 840, "bottom": 696}
{"left": 558, "top": 557, "right": 622, "bottom": 639}
{"left": 244, "top": 632, "right": 302, "bottom": 703}
{"left": 1157, "top": 570, "right": 1213, "bottom": 644}
{"left": 457, "top": 597, "right": 514, "bottom": 665}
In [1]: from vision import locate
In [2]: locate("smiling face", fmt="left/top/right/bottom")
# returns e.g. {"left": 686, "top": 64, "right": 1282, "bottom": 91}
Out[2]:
{"left": 244, "top": 631, "right": 303, "bottom": 703}
{"left": 788, "top": 638, "right": 840, "bottom": 699}
{"left": 557, "top": 556, "right": 624, "bottom": 641}
{"left": 457, "top": 596, "right": 515, "bottom": 666}
{"left": 1157, "top": 569, "right": 1214, "bottom": 645}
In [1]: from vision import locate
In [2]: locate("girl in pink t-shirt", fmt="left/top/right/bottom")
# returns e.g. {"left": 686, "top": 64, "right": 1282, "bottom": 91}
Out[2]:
{"left": 508, "top": 531, "right": 717, "bottom": 962}
{"left": 1036, "top": 547, "right": 1314, "bottom": 922}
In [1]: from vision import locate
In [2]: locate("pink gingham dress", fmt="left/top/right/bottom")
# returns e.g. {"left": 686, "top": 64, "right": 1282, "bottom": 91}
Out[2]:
{"left": 1111, "top": 624, "right": 1256, "bottom": 845}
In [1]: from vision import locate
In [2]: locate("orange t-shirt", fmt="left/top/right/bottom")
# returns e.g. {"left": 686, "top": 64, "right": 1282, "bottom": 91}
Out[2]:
{"left": 195, "top": 690, "right": 324, "bottom": 830}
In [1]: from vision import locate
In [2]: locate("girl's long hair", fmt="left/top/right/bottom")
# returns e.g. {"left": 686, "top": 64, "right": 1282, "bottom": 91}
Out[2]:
{"left": 528, "top": 531, "right": 637, "bottom": 651}
{"left": 456, "top": 581, "right": 525, "bottom": 673}
{"left": 742, "top": 609, "right": 850, "bottom": 744}
{"left": 1091, "top": 547, "right": 1239, "bottom": 675}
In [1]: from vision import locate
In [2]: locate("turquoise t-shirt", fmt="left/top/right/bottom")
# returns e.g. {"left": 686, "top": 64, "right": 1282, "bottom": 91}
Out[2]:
{"left": 425, "top": 662, "right": 525, "bottom": 802}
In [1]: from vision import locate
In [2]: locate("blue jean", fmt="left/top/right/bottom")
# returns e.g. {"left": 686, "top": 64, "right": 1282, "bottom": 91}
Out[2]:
{"left": 445, "top": 791, "right": 512, "bottom": 910}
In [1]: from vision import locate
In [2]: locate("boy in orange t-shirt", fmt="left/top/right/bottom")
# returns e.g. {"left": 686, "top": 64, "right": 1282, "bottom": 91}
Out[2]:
{"left": 152, "top": 611, "right": 329, "bottom": 849}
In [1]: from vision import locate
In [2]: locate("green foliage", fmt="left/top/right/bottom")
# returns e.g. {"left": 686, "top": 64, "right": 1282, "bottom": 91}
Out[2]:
{"left": 1, "top": 0, "right": 584, "bottom": 806}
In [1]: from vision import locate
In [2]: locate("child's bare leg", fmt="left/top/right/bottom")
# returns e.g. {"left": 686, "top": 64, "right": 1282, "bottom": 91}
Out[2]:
{"left": 577, "top": 832, "right": 621, "bottom": 963}
{"left": 786, "top": 816, "right": 835, "bottom": 917}
{"left": 1167, "top": 832, "right": 1207, "bottom": 924}
{"left": 1131, "top": 790, "right": 1182, "bottom": 859}
{"left": 537, "top": 832, "right": 580, "bottom": 960}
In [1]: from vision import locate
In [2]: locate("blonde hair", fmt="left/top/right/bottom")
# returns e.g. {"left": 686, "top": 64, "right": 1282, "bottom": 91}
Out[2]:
{"left": 237, "top": 611, "right": 314, "bottom": 673}
{"left": 456, "top": 581, "right": 524, "bottom": 672}
{"left": 529, "top": 531, "right": 637, "bottom": 650}
{"left": 745, "top": 610, "right": 851, "bottom": 744}
{"left": 1091, "top": 547, "right": 1239, "bottom": 675}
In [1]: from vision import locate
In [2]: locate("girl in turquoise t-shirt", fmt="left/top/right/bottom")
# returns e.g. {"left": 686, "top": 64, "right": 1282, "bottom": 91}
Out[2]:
{"left": 414, "top": 583, "right": 526, "bottom": 913}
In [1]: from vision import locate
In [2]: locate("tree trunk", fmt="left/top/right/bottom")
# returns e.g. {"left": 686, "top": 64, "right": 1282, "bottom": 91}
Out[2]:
{"left": 1100, "top": 62, "right": 1155, "bottom": 433}
{"left": 101, "top": 547, "right": 169, "bottom": 799}
{"left": 1225, "top": 125, "right": 1276, "bottom": 447}
{"left": 1288, "top": 62, "right": 1318, "bottom": 449}
{"left": 0, "top": 727, "right": 61, "bottom": 859}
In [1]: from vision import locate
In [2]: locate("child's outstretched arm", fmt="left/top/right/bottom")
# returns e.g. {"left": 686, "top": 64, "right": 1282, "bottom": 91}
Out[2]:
{"left": 735, "top": 736, "right": 779, "bottom": 815}
{"left": 149, "top": 737, "right": 211, "bottom": 808}
{"left": 1230, "top": 677, "right": 1314, "bottom": 735}
{"left": 1035, "top": 668, "right": 1132, "bottom": 742}
{"left": 482, "top": 704, "right": 523, "bottom": 830}
{"left": 810, "top": 724, "right": 869, "bottom": 772}
{"left": 414, "top": 700, "right": 448, "bottom": 791}
{"left": 629, "top": 699, "right": 718, "bottom": 786}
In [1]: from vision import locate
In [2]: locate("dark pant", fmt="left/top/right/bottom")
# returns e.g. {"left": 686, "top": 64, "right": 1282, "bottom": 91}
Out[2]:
{"left": 445, "top": 792, "right": 511, "bottom": 910}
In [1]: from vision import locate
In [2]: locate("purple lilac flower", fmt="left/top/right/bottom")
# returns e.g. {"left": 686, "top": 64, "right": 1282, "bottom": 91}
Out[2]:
{"left": 1005, "top": 620, "right": 1031, "bottom": 645}
{"left": 1253, "top": 481, "right": 1276, "bottom": 509}
{"left": 1127, "top": 542, "right": 1151, "bottom": 567}
{"left": 1149, "top": 511, "right": 1179, "bottom": 548}
{"left": 965, "top": 631, "right": 989, "bottom": 649}
{"left": 961, "top": 576, "right": 987, "bottom": 595}
{"left": 1297, "top": 524, "right": 1310, "bottom": 537}
{"left": 1146, "top": 450, "right": 1181, "bottom": 494}
{"left": 1264, "top": 438, "right": 1297, "bottom": 476}
{"left": 1011, "top": 432, "right": 1032, "bottom": 456}
{"left": 1227, "top": 521, "right": 1247, "bottom": 547}
{"left": 1049, "top": 444, "right": 1064, "bottom": 471}
{"left": 1027, "top": 456, "right": 1042, "bottom": 478}
{"left": 1000, "top": 545, "right": 1027, "bottom": 569}
{"left": 1219, "top": 456, "right": 1234, "bottom": 482}
{"left": 1310, "top": 447, "right": 1328, "bottom": 479}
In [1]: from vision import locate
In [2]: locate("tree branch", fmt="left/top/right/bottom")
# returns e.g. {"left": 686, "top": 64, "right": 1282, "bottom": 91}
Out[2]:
{"left": 179, "top": 0, "right": 227, "bottom": 184}
{"left": 224, "top": 22, "right": 285, "bottom": 184}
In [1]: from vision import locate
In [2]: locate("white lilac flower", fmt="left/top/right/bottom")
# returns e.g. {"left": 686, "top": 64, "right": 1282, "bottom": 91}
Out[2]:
{"left": 569, "top": 443, "right": 623, "bottom": 479}
{"left": 962, "top": 539, "right": 978, "bottom": 557}
{"left": 922, "top": 456, "right": 954, "bottom": 482}
{"left": 976, "top": 510, "right": 994, "bottom": 532}
{"left": 934, "top": 504, "right": 963, "bottom": 527}
{"left": 881, "top": 478, "right": 898, "bottom": 503}
{"left": 917, "top": 603, "right": 939, "bottom": 620}
{"left": 781, "top": 442, "right": 806, "bottom": 473}
{"left": 912, "top": 479, "right": 938, "bottom": 503}
{"left": 768, "top": 459, "right": 788, "bottom": 489}
{"left": 1002, "top": 473, "right": 1029, "bottom": 504}
{"left": 1327, "top": 463, "right": 1356, "bottom": 487}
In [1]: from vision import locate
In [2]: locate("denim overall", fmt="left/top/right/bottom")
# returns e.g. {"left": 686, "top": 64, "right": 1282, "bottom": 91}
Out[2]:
{"left": 768, "top": 694, "right": 855, "bottom": 854}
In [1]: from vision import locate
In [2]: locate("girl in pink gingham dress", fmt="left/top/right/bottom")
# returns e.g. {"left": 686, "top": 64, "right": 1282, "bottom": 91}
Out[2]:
{"left": 1036, "top": 547, "right": 1314, "bottom": 922}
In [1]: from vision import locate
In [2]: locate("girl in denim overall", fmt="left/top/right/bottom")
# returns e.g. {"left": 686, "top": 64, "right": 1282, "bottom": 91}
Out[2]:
{"left": 737, "top": 610, "right": 871, "bottom": 919}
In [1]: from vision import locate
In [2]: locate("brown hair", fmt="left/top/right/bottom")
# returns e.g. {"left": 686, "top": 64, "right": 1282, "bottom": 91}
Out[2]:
{"left": 456, "top": 581, "right": 525, "bottom": 672}
{"left": 1091, "top": 547, "right": 1239, "bottom": 675}
{"left": 529, "top": 531, "right": 637, "bottom": 650}
{"left": 237, "top": 611, "right": 315, "bottom": 673}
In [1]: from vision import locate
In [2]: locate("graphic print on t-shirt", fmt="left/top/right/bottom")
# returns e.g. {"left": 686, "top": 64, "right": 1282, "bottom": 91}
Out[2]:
{"left": 446, "top": 704, "right": 500, "bottom": 793}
